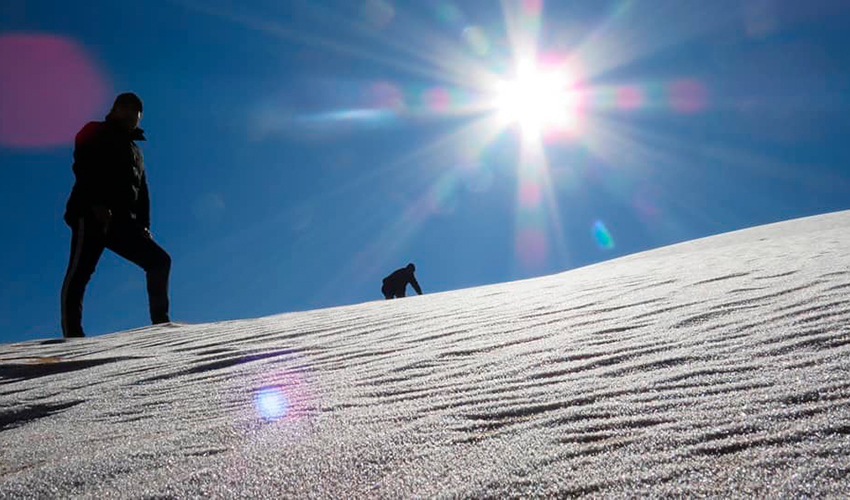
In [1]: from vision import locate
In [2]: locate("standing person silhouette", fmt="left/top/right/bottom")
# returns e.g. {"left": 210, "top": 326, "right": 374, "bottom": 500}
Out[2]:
{"left": 60, "top": 92, "right": 171, "bottom": 338}
{"left": 382, "top": 263, "right": 423, "bottom": 299}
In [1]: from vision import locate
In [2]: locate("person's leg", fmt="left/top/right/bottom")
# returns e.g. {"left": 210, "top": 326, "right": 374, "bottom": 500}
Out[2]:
{"left": 107, "top": 223, "right": 171, "bottom": 324}
{"left": 61, "top": 218, "right": 106, "bottom": 337}
{"left": 382, "top": 284, "right": 393, "bottom": 300}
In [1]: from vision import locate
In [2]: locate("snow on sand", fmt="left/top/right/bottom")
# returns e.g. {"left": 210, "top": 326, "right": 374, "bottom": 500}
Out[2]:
{"left": 2, "top": 210, "right": 850, "bottom": 498}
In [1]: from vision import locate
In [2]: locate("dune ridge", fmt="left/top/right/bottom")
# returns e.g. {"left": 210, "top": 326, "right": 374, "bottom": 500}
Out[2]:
{"left": 2, "top": 210, "right": 849, "bottom": 498}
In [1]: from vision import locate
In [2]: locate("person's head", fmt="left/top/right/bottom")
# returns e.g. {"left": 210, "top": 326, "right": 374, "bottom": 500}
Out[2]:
{"left": 407, "top": 262, "right": 416, "bottom": 272}
{"left": 108, "top": 92, "right": 143, "bottom": 131}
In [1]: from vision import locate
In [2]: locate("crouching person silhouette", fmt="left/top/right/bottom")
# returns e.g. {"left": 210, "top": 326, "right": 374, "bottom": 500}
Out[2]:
{"left": 60, "top": 92, "right": 171, "bottom": 338}
{"left": 382, "top": 263, "right": 422, "bottom": 299}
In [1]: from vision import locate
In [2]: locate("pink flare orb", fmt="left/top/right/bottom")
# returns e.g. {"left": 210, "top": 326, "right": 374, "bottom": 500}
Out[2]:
{"left": 634, "top": 189, "right": 661, "bottom": 218}
{"left": 369, "top": 81, "right": 404, "bottom": 111}
{"left": 0, "top": 33, "right": 109, "bottom": 148}
{"left": 669, "top": 79, "right": 707, "bottom": 114}
{"left": 516, "top": 228, "right": 547, "bottom": 267}
{"left": 519, "top": 182, "right": 542, "bottom": 207}
{"left": 522, "top": 0, "right": 543, "bottom": 15}
{"left": 424, "top": 87, "right": 451, "bottom": 113}
{"left": 617, "top": 85, "right": 644, "bottom": 110}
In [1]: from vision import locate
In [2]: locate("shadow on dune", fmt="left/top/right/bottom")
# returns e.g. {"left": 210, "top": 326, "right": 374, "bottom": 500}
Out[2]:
{"left": 39, "top": 339, "right": 68, "bottom": 345}
{"left": 0, "top": 357, "right": 138, "bottom": 383}
{"left": 0, "top": 400, "right": 84, "bottom": 432}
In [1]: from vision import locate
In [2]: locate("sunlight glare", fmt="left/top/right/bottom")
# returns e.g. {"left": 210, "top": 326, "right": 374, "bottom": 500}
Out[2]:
{"left": 493, "top": 59, "right": 581, "bottom": 136}
{"left": 254, "top": 386, "right": 289, "bottom": 420}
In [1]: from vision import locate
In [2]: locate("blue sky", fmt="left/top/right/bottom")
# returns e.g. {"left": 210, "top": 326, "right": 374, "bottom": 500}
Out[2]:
{"left": 1, "top": 0, "right": 849, "bottom": 343}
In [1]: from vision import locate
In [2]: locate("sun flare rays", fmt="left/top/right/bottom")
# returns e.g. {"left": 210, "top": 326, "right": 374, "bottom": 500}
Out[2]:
{"left": 176, "top": 0, "right": 716, "bottom": 284}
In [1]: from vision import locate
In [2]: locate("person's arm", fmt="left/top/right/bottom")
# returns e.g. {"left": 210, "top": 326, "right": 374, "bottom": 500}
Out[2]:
{"left": 137, "top": 170, "right": 151, "bottom": 231}
{"left": 72, "top": 123, "right": 113, "bottom": 230}
{"left": 410, "top": 276, "right": 422, "bottom": 295}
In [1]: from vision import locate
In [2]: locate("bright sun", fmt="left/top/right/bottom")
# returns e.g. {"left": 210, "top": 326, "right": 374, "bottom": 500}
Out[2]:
{"left": 492, "top": 60, "right": 581, "bottom": 136}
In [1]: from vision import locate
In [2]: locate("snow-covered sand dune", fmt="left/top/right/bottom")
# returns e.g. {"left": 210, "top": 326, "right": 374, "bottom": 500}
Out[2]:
{"left": 2, "top": 210, "right": 850, "bottom": 498}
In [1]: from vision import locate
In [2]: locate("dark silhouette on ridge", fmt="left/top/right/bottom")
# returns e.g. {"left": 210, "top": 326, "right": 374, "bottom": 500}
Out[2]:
{"left": 60, "top": 92, "right": 171, "bottom": 338}
{"left": 382, "top": 263, "right": 423, "bottom": 299}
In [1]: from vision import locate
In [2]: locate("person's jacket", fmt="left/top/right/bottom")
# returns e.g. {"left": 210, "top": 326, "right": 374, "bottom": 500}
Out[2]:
{"left": 65, "top": 117, "right": 150, "bottom": 228}
{"left": 382, "top": 267, "right": 422, "bottom": 295}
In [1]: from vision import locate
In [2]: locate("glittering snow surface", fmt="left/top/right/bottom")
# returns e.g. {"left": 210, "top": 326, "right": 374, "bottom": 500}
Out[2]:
{"left": 2, "top": 211, "right": 850, "bottom": 498}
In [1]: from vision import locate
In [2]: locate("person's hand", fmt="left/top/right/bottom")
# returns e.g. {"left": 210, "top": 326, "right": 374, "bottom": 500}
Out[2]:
{"left": 92, "top": 205, "right": 112, "bottom": 234}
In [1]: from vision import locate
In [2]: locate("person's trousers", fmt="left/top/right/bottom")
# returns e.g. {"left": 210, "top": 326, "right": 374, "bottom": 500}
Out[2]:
{"left": 382, "top": 284, "right": 406, "bottom": 300}
{"left": 61, "top": 216, "right": 171, "bottom": 337}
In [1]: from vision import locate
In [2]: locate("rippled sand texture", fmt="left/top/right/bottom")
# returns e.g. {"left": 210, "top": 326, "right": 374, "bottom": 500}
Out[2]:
{"left": 2, "top": 210, "right": 849, "bottom": 498}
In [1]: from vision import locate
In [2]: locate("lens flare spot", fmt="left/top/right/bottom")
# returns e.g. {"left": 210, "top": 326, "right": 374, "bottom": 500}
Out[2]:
{"left": 522, "top": 0, "right": 544, "bottom": 15}
{"left": 254, "top": 386, "right": 289, "bottom": 420}
{"left": 634, "top": 185, "right": 662, "bottom": 219}
{"left": 519, "top": 181, "right": 542, "bottom": 207}
{"left": 516, "top": 228, "right": 547, "bottom": 266}
{"left": 617, "top": 85, "right": 644, "bottom": 110}
{"left": 592, "top": 220, "right": 615, "bottom": 250}
{"left": 669, "top": 79, "right": 707, "bottom": 113}
{"left": 425, "top": 87, "right": 451, "bottom": 112}
{"left": 0, "top": 33, "right": 109, "bottom": 148}
{"left": 369, "top": 81, "right": 405, "bottom": 111}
